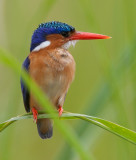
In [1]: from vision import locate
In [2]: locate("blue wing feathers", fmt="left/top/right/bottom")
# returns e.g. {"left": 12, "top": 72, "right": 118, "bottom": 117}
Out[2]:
{"left": 20, "top": 57, "right": 30, "bottom": 112}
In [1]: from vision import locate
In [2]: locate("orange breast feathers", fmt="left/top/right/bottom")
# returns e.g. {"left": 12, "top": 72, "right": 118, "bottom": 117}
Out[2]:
{"left": 29, "top": 47, "right": 75, "bottom": 111}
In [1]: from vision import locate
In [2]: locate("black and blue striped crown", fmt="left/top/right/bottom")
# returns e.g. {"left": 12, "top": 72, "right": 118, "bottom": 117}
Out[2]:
{"left": 38, "top": 21, "right": 75, "bottom": 32}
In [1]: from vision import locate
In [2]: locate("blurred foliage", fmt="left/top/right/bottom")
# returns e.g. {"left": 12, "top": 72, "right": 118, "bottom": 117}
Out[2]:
{"left": 0, "top": 0, "right": 136, "bottom": 160}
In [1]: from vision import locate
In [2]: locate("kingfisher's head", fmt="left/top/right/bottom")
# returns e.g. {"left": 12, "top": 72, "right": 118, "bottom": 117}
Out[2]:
{"left": 30, "top": 21, "right": 111, "bottom": 52}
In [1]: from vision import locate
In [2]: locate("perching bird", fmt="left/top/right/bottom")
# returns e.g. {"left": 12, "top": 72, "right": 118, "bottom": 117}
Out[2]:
{"left": 21, "top": 21, "right": 110, "bottom": 139}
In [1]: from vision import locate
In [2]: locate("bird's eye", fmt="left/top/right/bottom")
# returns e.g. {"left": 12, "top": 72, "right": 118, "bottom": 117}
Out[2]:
{"left": 61, "top": 31, "right": 69, "bottom": 37}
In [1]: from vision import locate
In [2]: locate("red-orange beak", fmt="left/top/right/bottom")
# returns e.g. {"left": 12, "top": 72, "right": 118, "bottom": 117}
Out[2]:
{"left": 69, "top": 31, "right": 111, "bottom": 40}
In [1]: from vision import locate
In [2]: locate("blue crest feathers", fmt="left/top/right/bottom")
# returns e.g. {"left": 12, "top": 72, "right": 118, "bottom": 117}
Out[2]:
{"left": 38, "top": 21, "right": 75, "bottom": 32}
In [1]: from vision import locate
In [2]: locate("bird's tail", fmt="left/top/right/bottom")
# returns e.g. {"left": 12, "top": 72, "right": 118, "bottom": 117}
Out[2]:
{"left": 37, "top": 118, "right": 53, "bottom": 139}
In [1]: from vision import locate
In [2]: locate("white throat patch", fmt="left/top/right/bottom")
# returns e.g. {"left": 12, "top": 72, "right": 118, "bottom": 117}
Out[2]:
{"left": 32, "top": 41, "right": 51, "bottom": 52}
{"left": 62, "top": 40, "right": 78, "bottom": 49}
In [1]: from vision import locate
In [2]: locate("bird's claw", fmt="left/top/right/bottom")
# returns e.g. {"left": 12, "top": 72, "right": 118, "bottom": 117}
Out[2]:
{"left": 58, "top": 106, "right": 63, "bottom": 117}
{"left": 32, "top": 107, "right": 38, "bottom": 123}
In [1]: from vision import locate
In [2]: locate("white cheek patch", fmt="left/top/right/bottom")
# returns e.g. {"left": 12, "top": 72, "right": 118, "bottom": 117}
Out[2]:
{"left": 32, "top": 41, "right": 51, "bottom": 52}
{"left": 62, "top": 40, "right": 78, "bottom": 49}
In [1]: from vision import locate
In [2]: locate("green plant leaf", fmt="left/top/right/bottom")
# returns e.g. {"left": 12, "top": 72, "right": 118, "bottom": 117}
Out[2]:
{"left": 1, "top": 112, "right": 136, "bottom": 145}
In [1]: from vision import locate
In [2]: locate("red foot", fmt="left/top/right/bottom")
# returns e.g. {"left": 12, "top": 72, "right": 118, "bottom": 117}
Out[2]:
{"left": 58, "top": 105, "right": 63, "bottom": 117}
{"left": 32, "top": 107, "right": 38, "bottom": 123}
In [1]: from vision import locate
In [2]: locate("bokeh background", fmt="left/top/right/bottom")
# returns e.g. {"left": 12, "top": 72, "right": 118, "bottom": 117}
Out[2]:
{"left": 0, "top": 0, "right": 136, "bottom": 160}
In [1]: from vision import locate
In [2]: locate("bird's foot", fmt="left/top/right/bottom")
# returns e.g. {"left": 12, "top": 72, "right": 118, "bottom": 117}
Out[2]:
{"left": 58, "top": 105, "right": 63, "bottom": 117}
{"left": 32, "top": 107, "right": 38, "bottom": 123}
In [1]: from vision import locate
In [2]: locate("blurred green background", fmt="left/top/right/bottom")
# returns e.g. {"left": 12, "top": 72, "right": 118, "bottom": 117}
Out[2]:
{"left": 0, "top": 0, "right": 136, "bottom": 160}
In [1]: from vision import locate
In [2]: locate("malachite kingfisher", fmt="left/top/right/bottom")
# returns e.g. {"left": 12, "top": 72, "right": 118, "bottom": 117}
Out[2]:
{"left": 20, "top": 21, "right": 111, "bottom": 139}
